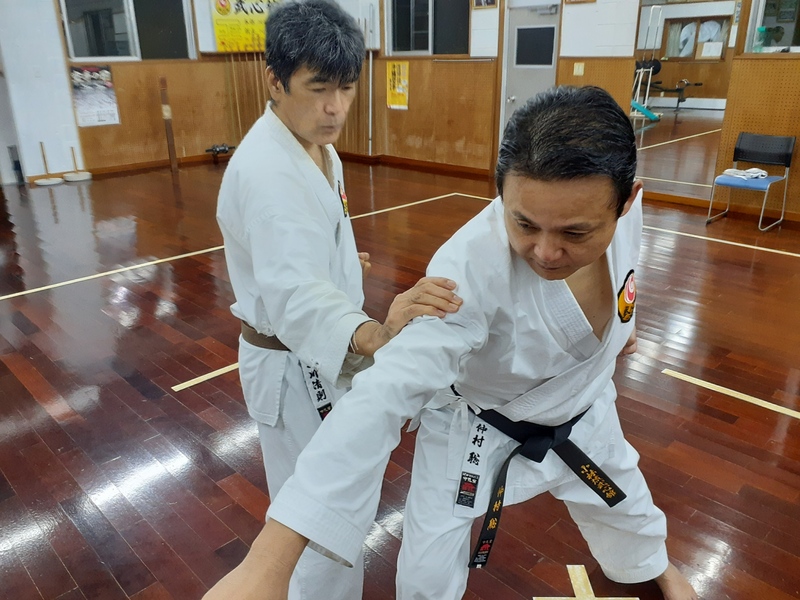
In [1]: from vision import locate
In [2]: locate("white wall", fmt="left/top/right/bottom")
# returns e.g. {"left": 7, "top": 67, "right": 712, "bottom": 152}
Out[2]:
{"left": 561, "top": 0, "right": 640, "bottom": 57}
{"left": 0, "top": 0, "right": 83, "bottom": 177}
{"left": 0, "top": 44, "right": 21, "bottom": 185}
{"left": 471, "top": 8, "right": 501, "bottom": 57}
{"left": 195, "top": 0, "right": 217, "bottom": 52}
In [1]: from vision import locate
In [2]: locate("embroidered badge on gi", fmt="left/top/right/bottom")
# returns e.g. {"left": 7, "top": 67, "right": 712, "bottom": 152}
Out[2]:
{"left": 472, "top": 539, "right": 493, "bottom": 567}
{"left": 338, "top": 180, "right": 349, "bottom": 217}
{"left": 456, "top": 472, "right": 480, "bottom": 508}
{"left": 617, "top": 269, "right": 636, "bottom": 323}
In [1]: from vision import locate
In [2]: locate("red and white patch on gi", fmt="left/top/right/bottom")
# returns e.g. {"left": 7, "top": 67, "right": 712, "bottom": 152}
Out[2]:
{"left": 617, "top": 269, "right": 636, "bottom": 323}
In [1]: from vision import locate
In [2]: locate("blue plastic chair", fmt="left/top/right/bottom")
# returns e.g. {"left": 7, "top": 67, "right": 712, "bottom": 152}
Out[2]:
{"left": 706, "top": 132, "right": 795, "bottom": 232}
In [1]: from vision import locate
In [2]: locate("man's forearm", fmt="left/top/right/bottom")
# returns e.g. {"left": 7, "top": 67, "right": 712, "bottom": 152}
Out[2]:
{"left": 203, "top": 519, "right": 308, "bottom": 600}
{"left": 250, "top": 518, "right": 309, "bottom": 571}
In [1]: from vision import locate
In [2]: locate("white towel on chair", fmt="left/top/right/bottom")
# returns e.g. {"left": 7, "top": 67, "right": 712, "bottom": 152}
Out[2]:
{"left": 723, "top": 168, "right": 769, "bottom": 179}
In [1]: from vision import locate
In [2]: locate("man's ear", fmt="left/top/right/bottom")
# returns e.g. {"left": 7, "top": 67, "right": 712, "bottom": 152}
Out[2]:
{"left": 266, "top": 67, "right": 283, "bottom": 97}
{"left": 619, "top": 179, "right": 643, "bottom": 218}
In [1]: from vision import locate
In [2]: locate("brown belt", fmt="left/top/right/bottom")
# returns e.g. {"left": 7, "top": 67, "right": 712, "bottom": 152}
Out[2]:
{"left": 241, "top": 321, "right": 289, "bottom": 351}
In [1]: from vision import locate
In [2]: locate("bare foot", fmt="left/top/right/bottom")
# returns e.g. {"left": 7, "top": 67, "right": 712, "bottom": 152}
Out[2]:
{"left": 654, "top": 562, "right": 698, "bottom": 600}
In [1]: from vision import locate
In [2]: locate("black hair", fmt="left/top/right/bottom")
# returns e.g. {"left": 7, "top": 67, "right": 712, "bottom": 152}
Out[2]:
{"left": 265, "top": 0, "right": 365, "bottom": 92}
{"left": 495, "top": 86, "right": 637, "bottom": 217}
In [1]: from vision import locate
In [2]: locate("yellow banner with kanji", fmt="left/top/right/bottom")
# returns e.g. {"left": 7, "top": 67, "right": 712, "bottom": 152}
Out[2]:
{"left": 212, "top": 0, "right": 279, "bottom": 52}
{"left": 387, "top": 62, "right": 409, "bottom": 110}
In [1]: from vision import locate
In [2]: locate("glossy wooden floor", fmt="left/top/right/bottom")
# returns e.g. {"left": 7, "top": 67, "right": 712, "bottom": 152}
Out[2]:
{"left": 1, "top": 160, "right": 799, "bottom": 600}
{"left": 635, "top": 109, "right": 724, "bottom": 201}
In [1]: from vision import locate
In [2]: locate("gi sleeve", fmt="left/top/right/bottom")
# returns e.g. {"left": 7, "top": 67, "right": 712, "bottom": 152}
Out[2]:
{"left": 266, "top": 309, "right": 488, "bottom": 567}
{"left": 246, "top": 197, "right": 370, "bottom": 384}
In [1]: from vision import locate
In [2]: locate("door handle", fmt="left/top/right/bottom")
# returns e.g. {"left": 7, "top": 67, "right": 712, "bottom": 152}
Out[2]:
{"left": 507, "top": 96, "right": 516, "bottom": 103}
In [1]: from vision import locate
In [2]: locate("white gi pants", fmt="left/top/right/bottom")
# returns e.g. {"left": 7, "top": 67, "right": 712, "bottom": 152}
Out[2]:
{"left": 396, "top": 406, "right": 668, "bottom": 600}
{"left": 241, "top": 340, "right": 364, "bottom": 600}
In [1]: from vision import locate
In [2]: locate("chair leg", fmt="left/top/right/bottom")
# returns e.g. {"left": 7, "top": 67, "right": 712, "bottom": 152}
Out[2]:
{"left": 706, "top": 182, "right": 729, "bottom": 224}
{"left": 758, "top": 180, "right": 787, "bottom": 232}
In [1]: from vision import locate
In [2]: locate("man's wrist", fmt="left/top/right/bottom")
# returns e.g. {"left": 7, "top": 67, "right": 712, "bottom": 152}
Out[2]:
{"left": 350, "top": 320, "right": 383, "bottom": 357}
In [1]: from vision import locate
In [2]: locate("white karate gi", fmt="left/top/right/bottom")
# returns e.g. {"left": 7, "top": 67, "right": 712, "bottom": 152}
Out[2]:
{"left": 268, "top": 193, "right": 669, "bottom": 599}
{"left": 217, "top": 105, "right": 372, "bottom": 600}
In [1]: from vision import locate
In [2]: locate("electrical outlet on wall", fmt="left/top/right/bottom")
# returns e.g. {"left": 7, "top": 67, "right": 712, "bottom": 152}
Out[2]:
{"left": 573, "top": 62, "right": 585, "bottom": 76}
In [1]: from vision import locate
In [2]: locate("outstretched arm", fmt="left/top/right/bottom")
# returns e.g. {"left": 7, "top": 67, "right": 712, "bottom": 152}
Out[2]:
{"left": 202, "top": 519, "right": 307, "bottom": 600}
{"left": 205, "top": 312, "right": 486, "bottom": 599}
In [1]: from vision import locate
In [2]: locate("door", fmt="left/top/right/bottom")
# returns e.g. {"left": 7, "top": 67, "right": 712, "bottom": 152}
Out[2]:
{"left": 500, "top": 3, "right": 560, "bottom": 131}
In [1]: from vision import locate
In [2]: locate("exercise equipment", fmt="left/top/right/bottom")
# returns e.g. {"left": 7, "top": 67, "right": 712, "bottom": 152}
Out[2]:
{"left": 631, "top": 101, "right": 660, "bottom": 122}
{"left": 631, "top": 6, "right": 663, "bottom": 122}
{"left": 650, "top": 79, "right": 703, "bottom": 112}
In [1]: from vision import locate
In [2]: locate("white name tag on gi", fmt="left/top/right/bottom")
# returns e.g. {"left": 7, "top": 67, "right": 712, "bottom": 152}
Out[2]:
{"left": 300, "top": 362, "right": 333, "bottom": 420}
{"left": 454, "top": 418, "right": 493, "bottom": 517}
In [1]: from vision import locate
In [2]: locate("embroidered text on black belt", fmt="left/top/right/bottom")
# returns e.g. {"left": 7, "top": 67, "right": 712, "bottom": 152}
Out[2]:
{"left": 449, "top": 386, "right": 627, "bottom": 569}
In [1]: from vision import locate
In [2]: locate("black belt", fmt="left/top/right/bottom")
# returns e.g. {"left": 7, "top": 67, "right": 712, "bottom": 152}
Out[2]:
{"left": 450, "top": 387, "right": 627, "bottom": 569}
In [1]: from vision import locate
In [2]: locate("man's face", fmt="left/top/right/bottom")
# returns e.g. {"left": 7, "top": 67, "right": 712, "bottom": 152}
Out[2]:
{"left": 268, "top": 65, "right": 357, "bottom": 148}
{"left": 502, "top": 174, "right": 640, "bottom": 281}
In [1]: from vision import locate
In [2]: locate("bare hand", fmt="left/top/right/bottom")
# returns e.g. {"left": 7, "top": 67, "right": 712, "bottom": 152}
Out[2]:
{"left": 383, "top": 276, "right": 462, "bottom": 338}
{"left": 358, "top": 252, "right": 371, "bottom": 281}
{"left": 620, "top": 329, "right": 637, "bottom": 356}
{"left": 351, "top": 277, "right": 462, "bottom": 356}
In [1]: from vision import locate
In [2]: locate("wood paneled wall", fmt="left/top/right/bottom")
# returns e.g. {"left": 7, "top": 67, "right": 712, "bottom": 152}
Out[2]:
{"left": 714, "top": 55, "right": 800, "bottom": 215}
{"left": 81, "top": 55, "right": 499, "bottom": 174}
{"left": 352, "top": 58, "right": 499, "bottom": 172}
{"left": 336, "top": 60, "right": 372, "bottom": 157}
{"left": 78, "top": 55, "right": 268, "bottom": 171}
{"left": 557, "top": 57, "right": 637, "bottom": 111}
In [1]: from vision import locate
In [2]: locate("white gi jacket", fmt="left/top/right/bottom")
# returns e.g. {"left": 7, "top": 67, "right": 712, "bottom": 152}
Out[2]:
{"left": 268, "top": 193, "right": 643, "bottom": 566}
{"left": 217, "top": 106, "right": 373, "bottom": 425}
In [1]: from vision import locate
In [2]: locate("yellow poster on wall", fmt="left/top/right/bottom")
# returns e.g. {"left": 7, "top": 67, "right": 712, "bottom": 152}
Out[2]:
{"left": 387, "top": 62, "right": 409, "bottom": 110}
{"left": 212, "top": 0, "right": 278, "bottom": 52}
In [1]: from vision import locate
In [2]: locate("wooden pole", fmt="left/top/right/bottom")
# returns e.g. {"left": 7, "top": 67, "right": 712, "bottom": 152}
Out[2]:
{"left": 231, "top": 55, "right": 244, "bottom": 142}
{"left": 252, "top": 52, "right": 260, "bottom": 120}
{"left": 40, "top": 142, "right": 51, "bottom": 175}
{"left": 226, "top": 53, "right": 237, "bottom": 145}
{"left": 159, "top": 76, "right": 179, "bottom": 174}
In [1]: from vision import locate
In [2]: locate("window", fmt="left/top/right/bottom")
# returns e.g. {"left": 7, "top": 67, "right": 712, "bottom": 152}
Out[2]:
{"left": 663, "top": 17, "right": 730, "bottom": 59}
{"left": 747, "top": 0, "right": 799, "bottom": 51}
{"left": 60, "top": 0, "right": 196, "bottom": 61}
{"left": 516, "top": 26, "right": 556, "bottom": 67}
{"left": 390, "top": 0, "right": 470, "bottom": 55}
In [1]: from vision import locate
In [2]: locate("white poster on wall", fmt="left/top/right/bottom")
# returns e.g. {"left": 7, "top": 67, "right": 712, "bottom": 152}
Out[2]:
{"left": 70, "top": 66, "right": 121, "bottom": 127}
